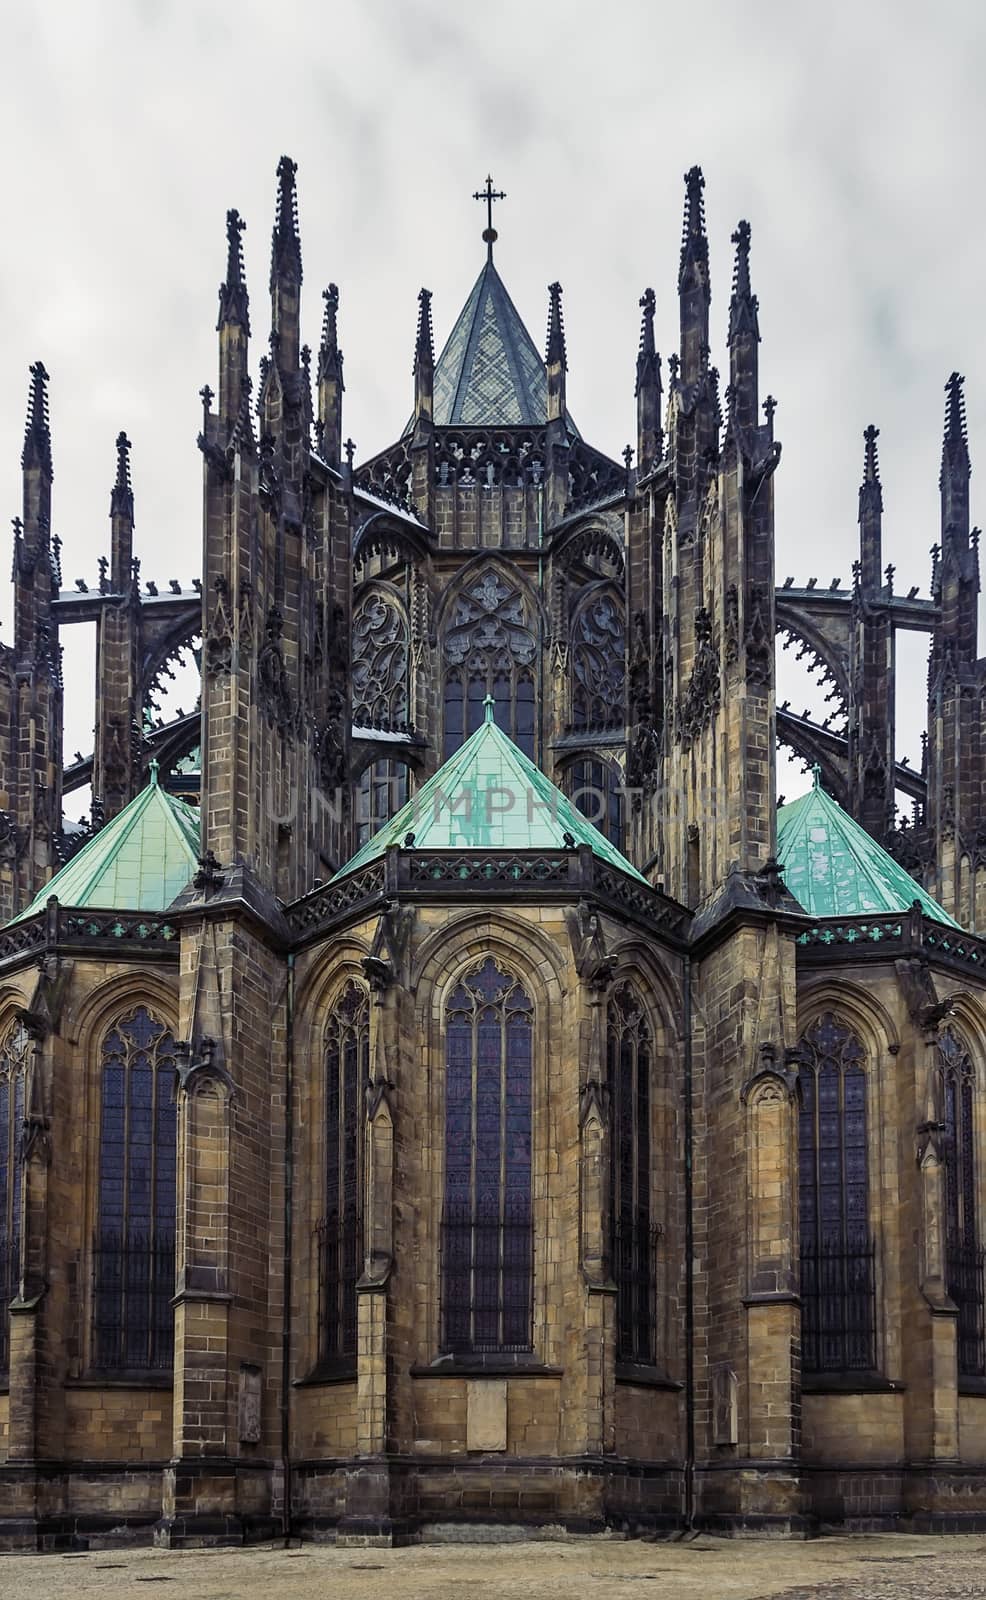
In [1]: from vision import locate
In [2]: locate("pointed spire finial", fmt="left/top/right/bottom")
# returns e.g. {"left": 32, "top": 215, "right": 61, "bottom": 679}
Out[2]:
{"left": 678, "top": 166, "right": 709, "bottom": 295}
{"left": 22, "top": 360, "right": 52, "bottom": 479}
{"left": 811, "top": 763, "right": 822, "bottom": 790}
{"left": 217, "top": 208, "right": 250, "bottom": 333}
{"left": 637, "top": 288, "right": 656, "bottom": 372}
{"left": 473, "top": 175, "right": 506, "bottom": 263}
{"left": 270, "top": 155, "right": 302, "bottom": 290}
{"left": 546, "top": 281, "right": 567, "bottom": 370}
{"left": 149, "top": 757, "right": 159, "bottom": 787}
{"left": 318, "top": 283, "right": 343, "bottom": 381}
{"left": 728, "top": 219, "right": 759, "bottom": 345}
{"left": 110, "top": 430, "right": 134, "bottom": 522}
{"left": 415, "top": 287, "right": 435, "bottom": 368}
{"left": 940, "top": 370, "right": 970, "bottom": 490}
{"left": 483, "top": 692, "right": 496, "bottom": 724}
{"left": 863, "top": 423, "right": 881, "bottom": 485}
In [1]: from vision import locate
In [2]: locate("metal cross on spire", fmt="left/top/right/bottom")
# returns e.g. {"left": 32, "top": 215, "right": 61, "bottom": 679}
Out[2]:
{"left": 473, "top": 175, "right": 506, "bottom": 262}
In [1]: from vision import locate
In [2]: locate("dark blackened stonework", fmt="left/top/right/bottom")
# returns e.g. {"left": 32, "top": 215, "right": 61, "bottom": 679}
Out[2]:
{"left": 0, "top": 160, "right": 986, "bottom": 1548}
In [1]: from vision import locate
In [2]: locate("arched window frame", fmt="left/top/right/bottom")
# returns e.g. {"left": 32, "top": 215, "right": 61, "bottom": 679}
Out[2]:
{"left": 351, "top": 584, "right": 411, "bottom": 733}
{"left": 319, "top": 980, "right": 370, "bottom": 1366}
{"left": 441, "top": 957, "right": 534, "bottom": 1356}
{"left": 569, "top": 582, "right": 625, "bottom": 735}
{"left": 938, "top": 1026, "right": 985, "bottom": 1377}
{"left": 440, "top": 566, "right": 539, "bottom": 761}
{"left": 92, "top": 1005, "right": 178, "bottom": 1374}
{"left": 0, "top": 1020, "right": 31, "bottom": 1372}
{"left": 607, "top": 982, "right": 659, "bottom": 1366}
{"left": 798, "top": 1011, "right": 876, "bottom": 1374}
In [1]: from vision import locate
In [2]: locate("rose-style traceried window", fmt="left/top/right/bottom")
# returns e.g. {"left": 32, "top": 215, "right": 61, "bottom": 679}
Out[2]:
{"left": 938, "top": 1027, "right": 984, "bottom": 1376}
{"left": 442, "top": 569, "right": 538, "bottom": 760}
{"left": 608, "top": 984, "right": 656, "bottom": 1364}
{"left": 93, "top": 1006, "right": 177, "bottom": 1372}
{"left": 442, "top": 958, "right": 533, "bottom": 1354}
{"left": 798, "top": 1012, "right": 875, "bottom": 1374}
{"left": 571, "top": 588, "right": 625, "bottom": 733}
{"left": 352, "top": 589, "right": 409, "bottom": 732}
{"left": 0, "top": 1022, "right": 31, "bottom": 1373}
{"left": 320, "top": 981, "right": 370, "bottom": 1364}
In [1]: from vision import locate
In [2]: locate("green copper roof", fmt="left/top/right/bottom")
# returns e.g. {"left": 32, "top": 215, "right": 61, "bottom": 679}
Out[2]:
{"left": 11, "top": 764, "right": 200, "bottom": 924}
{"left": 336, "top": 701, "right": 646, "bottom": 883}
{"left": 430, "top": 260, "right": 550, "bottom": 428}
{"left": 777, "top": 771, "right": 958, "bottom": 926}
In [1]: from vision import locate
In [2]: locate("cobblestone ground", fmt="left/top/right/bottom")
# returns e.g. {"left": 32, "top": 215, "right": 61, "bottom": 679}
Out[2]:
{"left": 3, "top": 1535, "right": 986, "bottom": 1600}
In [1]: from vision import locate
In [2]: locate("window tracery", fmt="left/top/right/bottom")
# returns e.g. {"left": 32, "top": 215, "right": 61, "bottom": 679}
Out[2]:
{"left": 798, "top": 1012, "right": 875, "bottom": 1373}
{"left": 571, "top": 589, "right": 625, "bottom": 733}
{"left": 442, "top": 958, "right": 533, "bottom": 1354}
{"left": 938, "top": 1027, "right": 984, "bottom": 1376}
{"left": 93, "top": 1006, "right": 177, "bottom": 1372}
{"left": 442, "top": 570, "right": 538, "bottom": 760}
{"left": 321, "top": 982, "right": 369, "bottom": 1363}
{"left": 0, "top": 1022, "right": 30, "bottom": 1372}
{"left": 352, "top": 589, "right": 410, "bottom": 732}
{"left": 607, "top": 984, "right": 656, "bottom": 1365}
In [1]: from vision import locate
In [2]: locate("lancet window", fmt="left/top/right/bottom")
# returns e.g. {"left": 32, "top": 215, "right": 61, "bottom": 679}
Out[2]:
{"left": 320, "top": 982, "right": 369, "bottom": 1364}
{"left": 352, "top": 589, "right": 410, "bottom": 732}
{"left": 570, "top": 588, "right": 625, "bottom": 734}
{"left": 939, "top": 1028, "right": 985, "bottom": 1377}
{"left": 442, "top": 570, "right": 538, "bottom": 760}
{"left": 442, "top": 958, "right": 533, "bottom": 1354}
{"left": 93, "top": 1007, "right": 177, "bottom": 1372}
{"left": 356, "top": 759, "right": 411, "bottom": 847}
{"left": 564, "top": 758, "right": 623, "bottom": 849}
{"left": 0, "top": 1023, "right": 30, "bottom": 1372}
{"left": 607, "top": 984, "right": 657, "bottom": 1365}
{"left": 798, "top": 1013, "right": 876, "bottom": 1373}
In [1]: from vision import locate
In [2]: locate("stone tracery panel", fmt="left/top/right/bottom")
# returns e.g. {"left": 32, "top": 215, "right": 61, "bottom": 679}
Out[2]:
{"left": 352, "top": 588, "right": 410, "bottom": 733}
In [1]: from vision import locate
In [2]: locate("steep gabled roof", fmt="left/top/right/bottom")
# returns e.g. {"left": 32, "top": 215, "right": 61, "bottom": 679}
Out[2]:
{"left": 336, "top": 702, "right": 646, "bottom": 883}
{"left": 11, "top": 764, "right": 200, "bottom": 924}
{"left": 430, "top": 260, "right": 549, "bottom": 428}
{"left": 777, "top": 772, "right": 957, "bottom": 926}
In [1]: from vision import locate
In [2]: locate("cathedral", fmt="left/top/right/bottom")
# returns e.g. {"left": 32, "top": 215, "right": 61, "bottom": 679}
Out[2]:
{"left": 0, "top": 155, "right": 985, "bottom": 1548}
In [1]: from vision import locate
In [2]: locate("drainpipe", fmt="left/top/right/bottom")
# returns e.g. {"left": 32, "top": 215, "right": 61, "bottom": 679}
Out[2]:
{"left": 683, "top": 953, "right": 696, "bottom": 1529}
{"left": 281, "top": 952, "right": 296, "bottom": 1543}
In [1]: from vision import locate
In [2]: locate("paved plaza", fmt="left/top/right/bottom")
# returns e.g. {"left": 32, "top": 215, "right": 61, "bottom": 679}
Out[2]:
{"left": 3, "top": 1535, "right": 986, "bottom": 1600}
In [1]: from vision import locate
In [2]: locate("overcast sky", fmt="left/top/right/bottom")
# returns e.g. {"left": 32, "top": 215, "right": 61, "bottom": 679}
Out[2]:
{"left": 2, "top": 0, "right": 985, "bottom": 798}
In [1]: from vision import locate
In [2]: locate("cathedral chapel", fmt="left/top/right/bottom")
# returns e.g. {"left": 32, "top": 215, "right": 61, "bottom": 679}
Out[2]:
{"left": 1, "top": 157, "right": 986, "bottom": 1545}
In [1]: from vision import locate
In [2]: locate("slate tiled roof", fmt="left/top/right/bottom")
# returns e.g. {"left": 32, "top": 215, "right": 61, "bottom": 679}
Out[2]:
{"left": 430, "top": 261, "right": 550, "bottom": 428}
{"left": 335, "top": 700, "right": 646, "bottom": 883}
{"left": 777, "top": 771, "right": 957, "bottom": 926}
{"left": 11, "top": 763, "right": 200, "bottom": 923}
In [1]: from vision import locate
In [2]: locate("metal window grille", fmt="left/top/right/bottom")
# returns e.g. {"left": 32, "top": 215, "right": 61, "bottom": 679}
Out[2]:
{"left": 441, "top": 1201, "right": 533, "bottom": 1354}
{"left": 0, "top": 1235, "right": 19, "bottom": 1373}
{"left": 613, "top": 1215, "right": 660, "bottom": 1365}
{"left": 608, "top": 984, "right": 657, "bottom": 1366}
{"left": 948, "top": 1240, "right": 986, "bottom": 1379}
{"left": 316, "top": 1208, "right": 359, "bottom": 1363}
{"left": 800, "top": 1234, "right": 877, "bottom": 1373}
{"left": 91, "top": 1231, "right": 175, "bottom": 1372}
{"left": 322, "top": 983, "right": 368, "bottom": 1362}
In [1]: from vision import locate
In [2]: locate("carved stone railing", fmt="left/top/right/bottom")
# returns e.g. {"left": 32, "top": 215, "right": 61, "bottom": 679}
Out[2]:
{"left": 0, "top": 899, "right": 180, "bottom": 970}
{"left": 797, "top": 903, "right": 986, "bottom": 978}
{"left": 286, "top": 860, "right": 389, "bottom": 943}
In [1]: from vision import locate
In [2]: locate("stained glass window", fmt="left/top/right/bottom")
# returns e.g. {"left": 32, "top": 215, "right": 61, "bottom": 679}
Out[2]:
{"left": 93, "top": 1007, "right": 177, "bottom": 1372}
{"left": 798, "top": 1013, "right": 876, "bottom": 1373}
{"left": 0, "top": 1023, "right": 30, "bottom": 1372}
{"left": 442, "top": 570, "right": 538, "bottom": 760}
{"left": 564, "top": 759, "right": 623, "bottom": 849}
{"left": 939, "top": 1029, "right": 985, "bottom": 1377}
{"left": 442, "top": 958, "right": 533, "bottom": 1354}
{"left": 356, "top": 759, "right": 411, "bottom": 847}
{"left": 608, "top": 984, "right": 656, "bottom": 1364}
{"left": 321, "top": 982, "right": 369, "bottom": 1362}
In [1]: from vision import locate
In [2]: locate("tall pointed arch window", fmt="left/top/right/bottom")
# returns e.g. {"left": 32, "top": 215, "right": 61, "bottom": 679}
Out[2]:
{"left": 93, "top": 1007, "right": 177, "bottom": 1372}
{"left": 798, "top": 1013, "right": 876, "bottom": 1373}
{"left": 939, "top": 1028, "right": 985, "bottom": 1377}
{"left": 0, "top": 1022, "right": 30, "bottom": 1373}
{"left": 564, "top": 759, "right": 623, "bottom": 850}
{"left": 442, "top": 959, "right": 533, "bottom": 1354}
{"left": 442, "top": 570, "right": 538, "bottom": 760}
{"left": 352, "top": 589, "right": 410, "bottom": 733}
{"left": 608, "top": 984, "right": 657, "bottom": 1365}
{"left": 356, "top": 759, "right": 411, "bottom": 847}
{"left": 570, "top": 588, "right": 625, "bottom": 733}
{"left": 320, "top": 982, "right": 369, "bottom": 1364}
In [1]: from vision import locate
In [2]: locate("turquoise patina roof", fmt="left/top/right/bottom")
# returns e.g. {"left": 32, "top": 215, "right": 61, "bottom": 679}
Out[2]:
{"left": 777, "top": 771, "right": 958, "bottom": 926}
{"left": 337, "top": 701, "right": 646, "bottom": 883}
{"left": 11, "top": 763, "right": 200, "bottom": 923}
{"left": 429, "top": 260, "right": 550, "bottom": 428}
